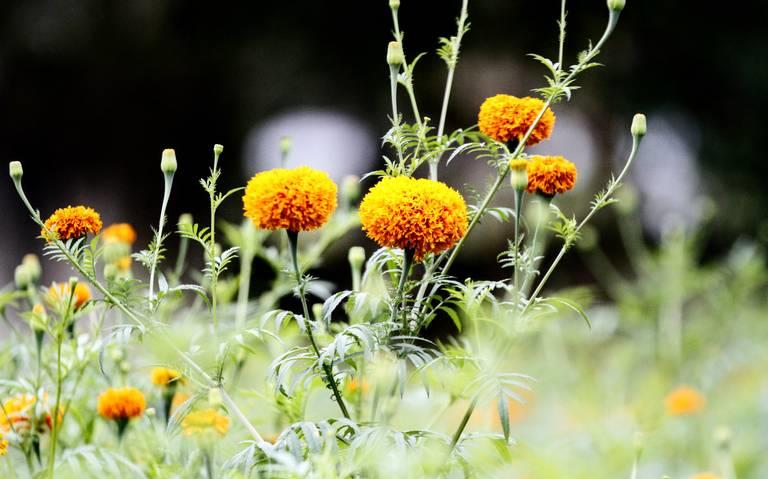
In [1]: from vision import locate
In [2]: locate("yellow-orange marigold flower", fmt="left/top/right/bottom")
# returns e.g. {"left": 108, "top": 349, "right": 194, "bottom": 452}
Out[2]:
{"left": 48, "top": 282, "right": 92, "bottom": 309}
{"left": 345, "top": 378, "right": 370, "bottom": 395}
{"left": 359, "top": 176, "right": 468, "bottom": 261}
{"left": 478, "top": 94, "right": 555, "bottom": 146}
{"left": 151, "top": 367, "right": 186, "bottom": 388}
{"left": 691, "top": 474, "right": 719, "bottom": 479}
{"left": 665, "top": 386, "right": 705, "bottom": 416}
{"left": 181, "top": 409, "right": 229, "bottom": 437}
{"left": 42, "top": 206, "right": 102, "bottom": 240}
{"left": 525, "top": 156, "right": 577, "bottom": 196}
{"left": 0, "top": 393, "right": 59, "bottom": 433}
{"left": 102, "top": 223, "right": 137, "bottom": 244}
{"left": 97, "top": 387, "right": 146, "bottom": 421}
{"left": 0, "top": 433, "right": 6, "bottom": 456}
{"left": 243, "top": 166, "right": 338, "bottom": 232}
{"left": 117, "top": 256, "right": 132, "bottom": 271}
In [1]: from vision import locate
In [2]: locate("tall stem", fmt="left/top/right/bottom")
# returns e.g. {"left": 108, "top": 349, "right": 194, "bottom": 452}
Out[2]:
{"left": 391, "top": 249, "right": 414, "bottom": 329}
{"left": 512, "top": 189, "right": 524, "bottom": 303}
{"left": 286, "top": 231, "right": 351, "bottom": 419}
{"left": 46, "top": 336, "right": 63, "bottom": 478}
{"left": 149, "top": 172, "right": 175, "bottom": 301}
{"left": 449, "top": 397, "right": 477, "bottom": 451}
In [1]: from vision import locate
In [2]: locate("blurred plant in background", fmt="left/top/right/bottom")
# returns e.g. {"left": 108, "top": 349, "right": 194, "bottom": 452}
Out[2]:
{"left": 0, "top": 1, "right": 764, "bottom": 478}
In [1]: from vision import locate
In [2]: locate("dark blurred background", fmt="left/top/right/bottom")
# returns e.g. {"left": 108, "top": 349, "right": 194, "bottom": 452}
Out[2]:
{"left": 1, "top": 0, "right": 767, "bottom": 287}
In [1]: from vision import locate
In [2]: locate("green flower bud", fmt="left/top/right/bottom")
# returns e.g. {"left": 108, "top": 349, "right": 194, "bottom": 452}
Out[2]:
{"left": 348, "top": 247, "right": 366, "bottom": 270}
{"left": 279, "top": 136, "right": 292, "bottom": 157}
{"left": 120, "top": 361, "right": 131, "bottom": 373}
{"left": 161, "top": 149, "right": 178, "bottom": 173}
{"left": 387, "top": 41, "right": 405, "bottom": 66}
{"left": 9, "top": 161, "right": 23, "bottom": 180}
{"left": 607, "top": 0, "right": 625, "bottom": 11}
{"left": 103, "top": 241, "right": 131, "bottom": 263}
{"left": 145, "top": 407, "right": 157, "bottom": 417}
{"left": 208, "top": 387, "right": 223, "bottom": 407}
{"left": 14, "top": 264, "right": 32, "bottom": 289}
{"left": 341, "top": 175, "right": 361, "bottom": 204}
{"left": 103, "top": 263, "right": 119, "bottom": 281}
{"left": 213, "top": 144, "right": 224, "bottom": 157}
{"left": 631, "top": 113, "right": 647, "bottom": 137}
{"left": 509, "top": 160, "right": 529, "bottom": 192}
{"left": 389, "top": 0, "right": 400, "bottom": 9}
{"left": 22, "top": 254, "right": 41, "bottom": 283}
{"left": 178, "top": 213, "right": 194, "bottom": 227}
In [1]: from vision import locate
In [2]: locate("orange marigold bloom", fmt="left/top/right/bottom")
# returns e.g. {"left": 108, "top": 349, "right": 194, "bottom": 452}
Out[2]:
{"left": 97, "top": 387, "right": 146, "bottom": 421}
{"left": 42, "top": 206, "right": 102, "bottom": 240}
{"left": 478, "top": 94, "right": 555, "bottom": 146}
{"left": 181, "top": 409, "right": 229, "bottom": 437}
{"left": 359, "top": 176, "right": 468, "bottom": 261}
{"left": 116, "top": 256, "right": 132, "bottom": 271}
{"left": 665, "top": 386, "right": 705, "bottom": 416}
{"left": 151, "top": 367, "right": 186, "bottom": 388}
{"left": 525, "top": 156, "right": 577, "bottom": 196}
{"left": 102, "top": 223, "right": 137, "bottom": 244}
{"left": 243, "top": 166, "right": 338, "bottom": 232}
{"left": 345, "top": 378, "right": 370, "bottom": 395}
{"left": 0, "top": 433, "right": 6, "bottom": 456}
{"left": 48, "top": 282, "right": 92, "bottom": 309}
{"left": 0, "top": 393, "right": 59, "bottom": 434}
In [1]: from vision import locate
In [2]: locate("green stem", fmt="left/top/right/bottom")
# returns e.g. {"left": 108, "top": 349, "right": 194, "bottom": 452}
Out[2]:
{"left": 449, "top": 397, "right": 477, "bottom": 451}
{"left": 512, "top": 189, "right": 524, "bottom": 305}
{"left": 392, "top": 249, "right": 414, "bottom": 329}
{"left": 149, "top": 171, "right": 175, "bottom": 301}
{"left": 389, "top": 65, "right": 400, "bottom": 123}
{"left": 286, "top": 231, "right": 350, "bottom": 419}
{"left": 173, "top": 235, "right": 189, "bottom": 280}
{"left": 46, "top": 336, "right": 63, "bottom": 478}
{"left": 235, "top": 243, "right": 254, "bottom": 332}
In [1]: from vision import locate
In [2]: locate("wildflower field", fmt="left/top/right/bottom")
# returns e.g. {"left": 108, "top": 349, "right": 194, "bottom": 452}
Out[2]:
{"left": 1, "top": 0, "right": 766, "bottom": 478}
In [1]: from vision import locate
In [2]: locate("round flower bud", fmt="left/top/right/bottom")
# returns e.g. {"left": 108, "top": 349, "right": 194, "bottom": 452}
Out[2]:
{"left": 22, "top": 254, "right": 42, "bottom": 282}
{"left": 607, "top": 0, "right": 625, "bottom": 11}
{"left": 279, "top": 136, "right": 292, "bottom": 157}
{"left": 178, "top": 213, "right": 194, "bottom": 227}
{"left": 103, "top": 263, "right": 118, "bottom": 281}
{"left": 631, "top": 113, "right": 647, "bottom": 137}
{"left": 208, "top": 388, "right": 223, "bottom": 407}
{"left": 213, "top": 144, "right": 224, "bottom": 156}
{"left": 509, "top": 159, "right": 529, "bottom": 192}
{"left": 341, "top": 175, "right": 361, "bottom": 204}
{"left": 387, "top": 41, "right": 405, "bottom": 66}
{"left": 161, "top": 149, "right": 178, "bottom": 173}
{"left": 348, "top": 246, "right": 366, "bottom": 270}
{"left": 389, "top": 0, "right": 400, "bottom": 9}
{"left": 145, "top": 407, "right": 156, "bottom": 417}
{"left": 14, "top": 265, "right": 32, "bottom": 289}
{"left": 9, "top": 161, "right": 23, "bottom": 180}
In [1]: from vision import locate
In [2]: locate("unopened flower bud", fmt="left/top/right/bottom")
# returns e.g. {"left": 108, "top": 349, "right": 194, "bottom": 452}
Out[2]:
{"left": 178, "top": 213, "right": 194, "bottom": 227}
{"left": 348, "top": 247, "right": 366, "bottom": 270}
{"left": 120, "top": 360, "right": 131, "bottom": 373}
{"left": 9, "top": 161, "right": 23, "bottom": 180}
{"left": 14, "top": 265, "right": 32, "bottom": 289}
{"left": 103, "top": 241, "right": 130, "bottom": 263}
{"left": 109, "top": 348, "right": 124, "bottom": 361}
{"left": 342, "top": 175, "right": 361, "bottom": 204}
{"left": 145, "top": 407, "right": 157, "bottom": 417}
{"left": 213, "top": 144, "right": 224, "bottom": 157}
{"left": 389, "top": 0, "right": 400, "bottom": 9}
{"left": 68, "top": 276, "right": 79, "bottom": 290}
{"left": 312, "top": 303, "right": 323, "bottom": 321}
{"left": 22, "top": 254, "right": 41, "bottom": 283}
{"left": 509, "top": 159, "right": 529, "bottom": 192}
{"left": 208, "top": 388, "right": 223, "bottom": 407}
{"left": 607, "top": 0, "right": 625, "bottom": 11}
{"left": 279, "top": 136, "right": 292, "bottom": 157}
{"left": 387, "top": 41, "right": 405, "bottom": 66}
{"left": 103, "top": 263, "right": 118, "bottom": 281}
{"left": 631, "top": 113, "right": 646, "bottom": 138}
{"left": 161, "top": 149, "right": 178, "bottom": 173}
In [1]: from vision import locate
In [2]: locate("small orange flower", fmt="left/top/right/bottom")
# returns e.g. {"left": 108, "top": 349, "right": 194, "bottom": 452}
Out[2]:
{"left": 42, "top": 206, "right": 102, "bottom": 240}
{"left": 97, "top": 387, "right": 146, "bottom": 421}
{"left": 243, "top": 166, "right": 338, "bottom": 232}
{"left": 102, "top": 223, "right": 137, "bottom": 244}
{"left": 345, "top": 378, "right": 370, "bottom": 395}
{"left": 359, "top": 176, "right": 468, "bottom": 261}
{"left": 48, "top": 282, "right": 92, "bottom": 309}
{"left": 525, "top": 156, "right": 577, "bottom": 196}
{"left": 478, "top": 94, "right": 555, "bottom": 146}
{"left": 151, "top": 367, "right": 186, "bottom": 388}
{"left": 181, "top": 409, "right": 229, "bottom": 437}
{"left": 665, "top": 386, "right": 705, "bottom": 416}
{"left": 116, "top": 256, "right": 132, "bottom": 271}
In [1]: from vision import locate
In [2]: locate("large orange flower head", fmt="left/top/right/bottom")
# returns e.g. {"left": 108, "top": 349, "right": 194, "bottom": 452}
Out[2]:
{"left": 243, "top": 166, "right": 338, "bottom": 232}
{"left": 181, "top": 409, "right": 230, "bottom": 437}
{"left": 42, "top": 206, "right": 102, "bottom": 240}
{"left": 102, "top": 223, "right": 137, "bottom": 244}
{"left": 525, "top": 156, "right": 577, "bottom": 196}
{"left": 478, "top": 94, "right": 555, "bottom": 146}
{"left": 97, "top": 387, "right": 146, "bottom": 421}
{"left": 359, "top": 176, "right": 468, "bottom": 261}
{"left": 665, "top": 385, "right": 705, "bottom": 416}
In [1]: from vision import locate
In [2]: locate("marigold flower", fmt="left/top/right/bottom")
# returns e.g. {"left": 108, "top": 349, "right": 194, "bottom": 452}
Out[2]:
{"left": 0, "top": 393, "right": 59, "bottom": 433}
{"left": 0, "top": 433, "right": 6, "bottom": 456}
{"left": 525, "top": 156, "right": 577, "bottom": 196}
{"left": 243, "top": 166, "right": 338, "bottom": 232}
{"left": 691, "top": 474, "right": 719, "bottom": 479}
{"left": 359, "top": 176, "right": 468, "bottom": 261}
{"left": 345, "top": 378, "right": 370, "bottom": 395}
{"left": 97, "top": 387, "right": 146, "bottom": 421}
{"left": 181, "top": 409, "right": 229, "bottom": 437}
{"left": 478, "top": 94, "right": 555, "bottom": 146}
{"left": 48, "top": 282, "right": 92, "bottom": 309}
{"left": 117, "top": 256, "right": 132, "bottom": 271}
{"left": 151, "top": 367, "right": 186, "bottom": 388}
{"left": 42, "top": 206, "right": 102, "bottom": 240}
{"left": 665, "top": 386, "right": 705, "bottom": 416}
{"left": 102, "top": 223, "right": 137, "bottom": 244}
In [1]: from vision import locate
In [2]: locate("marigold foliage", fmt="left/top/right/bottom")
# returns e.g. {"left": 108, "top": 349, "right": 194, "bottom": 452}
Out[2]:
{"left": 42, "top": 205, "right": 102, "bottom": 240}
{"left": 359, "top": 176, "right": 468, "bottom": 261}
{"left": 526, "top": 155, "right": 577, "bottom": 196}
{"left": 97, "top": 387, "right": 146, "bottom": 421}
{"left": 102, "top": 223, "right": 137, "bottom": 244}
{"left": 181, "top": 409, "right": 229, "bottom": 437}
{"left": 665, "top": 386, "right": 705, "bottom": 416}
{"left": 243, "top": 166, "right": 338, "bottom": 232}
{"left": 478, "top": 94, "right": 555, "bottom": 146}
{"left": 151, "top": 367, "right": 186, "bottom": 387}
